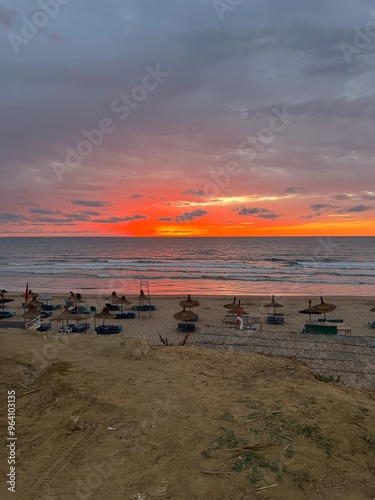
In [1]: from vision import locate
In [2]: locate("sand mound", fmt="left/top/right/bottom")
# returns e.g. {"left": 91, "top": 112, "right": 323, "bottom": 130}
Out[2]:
{"left": 120, "top": 335, "right": 151, "bottom": 360}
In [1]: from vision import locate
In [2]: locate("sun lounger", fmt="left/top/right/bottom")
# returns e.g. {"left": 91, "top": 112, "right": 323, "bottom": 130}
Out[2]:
{"left": 114, "top": 312, "right": 136, "bottom": 319}
{"left": 95, "top": 325, "right": 122, "bottom": 335}
{"left": 316, "top": 318, "right": 343, "bottom": 323}
{"left": 67, "top": 323, "right": 90, "bottom": 333}
{"left": 37, "top": 323, "right": 51, "bottom": 332}
{"left": 131, "top": 305, "right": 157, "bottom": 311}
{"left": 40, "top": 311, "right": 52, "bottom": 318}
{"left": 177, "top": 322, "right": 196, "bottom": 332}
{"left": 304, "top": 324, "right": 338, "bottom": 335}
{"left": 40, "top": 304, "right": 61, "bottom": 311}
{"left": 105, "top": 303, "right": 121, "bottom": 311}
{"left": 368, "top": 321, "right": 375, "bottom": 328}
{"left": 0, "top": 311, "right": 16, "bottom": 318}
{"left": 266, "top": 315, "right": 285, "bottom": 325}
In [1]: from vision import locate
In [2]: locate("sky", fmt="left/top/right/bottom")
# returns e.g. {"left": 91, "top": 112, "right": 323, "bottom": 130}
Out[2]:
{"left": 0, "top": 0, "right": 375, "bottom": 237}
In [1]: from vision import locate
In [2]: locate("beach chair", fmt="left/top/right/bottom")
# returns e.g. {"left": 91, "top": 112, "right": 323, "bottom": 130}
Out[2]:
{"left": 95, "top": 325, "right": 122, "bottom": 335}
{"left": 368, "top": 321, "right": 375, "bottom": 328}
{"left": 37, "top": 323, "right": 51, "bottom": 332}
{"left": 67, "top": 323, "right": 89, "bottom": 333}
{"left": 266, "top": 315, "right": 285, "bottom": 325}
{"left": 176, "top": 322, "right": 196, "bottom": 332}
{"left": 114, "top": 311, "right": 136, "bottom": 319}
{"left": 105, "top": 303, "right": 121, "bottom": 311}
{"left": 0, "top": 311, "right": 16, "bottom": 318}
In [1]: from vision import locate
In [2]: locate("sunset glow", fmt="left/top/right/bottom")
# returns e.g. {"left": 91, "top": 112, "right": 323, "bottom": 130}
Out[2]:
{"left": 1, "top": 2, "right": 375, "bottom": 237}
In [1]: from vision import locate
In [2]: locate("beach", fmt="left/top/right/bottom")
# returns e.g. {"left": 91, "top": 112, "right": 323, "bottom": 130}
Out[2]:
{"left": 1, "top": 293, "right": 375, "bottom": 498}
{"left": 1, "top": 293, "right": 375, "bottom": 342}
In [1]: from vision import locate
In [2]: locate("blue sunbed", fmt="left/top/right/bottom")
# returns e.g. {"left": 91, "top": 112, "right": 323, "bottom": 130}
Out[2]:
{"left": 115, "top": 312, "right": 136, "bottom": 319}
{"left": 95, "top": 325, "right": 122, "bottom": 335}
{"left": 37, "top": 323, "right": 51, "bottom": 332}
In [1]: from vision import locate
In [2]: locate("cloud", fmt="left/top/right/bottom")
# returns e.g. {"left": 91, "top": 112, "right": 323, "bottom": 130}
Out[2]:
{"left": 29, "top": 208, "right": 61, "bottom": 214}
{"left": 345, "top": 204, "right": 372, "bottom": 213}
{"left": 182, "top": 189, "right": 207, "bottom": 197}
{"left": 128, "top": 193, "right": 142, "bottom": 198}
{"left": 235, "top": 207, "right": 270, "bottom": 216}
{"left": 175, "top": 209, "right": 208, "bottom": 222}
{"left": 92, "top": 215, "right": 147, "bottom": 223}
{"left": 0, "top": 213, "right": 28, "bottom": 223}
{"left": 362, "top": 192, "right": 375, "bottom": 201}
{"left": 71, "top": 200, "right": 109, "bottom": 207}
{"left": 158, "top": 217, "right": 173, "bottom": 221}
{"left": 332, "top": 194, "right": 352, "bottom": 200}
{"left": 235, "top": 206, "right": 280, "bottom": 219}
{"left": 310, "top": 203, "right": 334, "bottom": 211}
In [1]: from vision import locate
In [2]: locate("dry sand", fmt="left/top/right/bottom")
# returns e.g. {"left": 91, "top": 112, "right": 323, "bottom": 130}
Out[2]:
{"left": 1, "top": 294, "right": 375, "bottom": 499}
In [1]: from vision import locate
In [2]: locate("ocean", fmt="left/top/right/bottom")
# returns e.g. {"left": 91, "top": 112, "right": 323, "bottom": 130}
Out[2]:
{"left": 0, "top": 237, "right": 374, "bottom": 296}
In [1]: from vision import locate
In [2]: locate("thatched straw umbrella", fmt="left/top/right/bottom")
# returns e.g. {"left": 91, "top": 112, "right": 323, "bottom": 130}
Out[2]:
{"left": 107, "top": 291, "right": 118, "bottom": 304}
{"left": 94, "top": 307, "right": 114, "bottom": 326}
{"left": 299, "top": 300, "right": 322, "bottom": 322}
{"left": 0, "top": 297, "right": 13, "bottom": 308}
{"left": 173, "top": 306, "right": 196, "bottom": 321}
{"left": 115, "top": 295, "right": 132, "bottom": 311}
{"left": 27, "top": 297, "right": 44, "bottom": 308}
{"left": 179, "top": 295, "right": 199, "bottom": 309}
{"left": 28, "top": 290, "right": 39, "bottom": 299}
{"left": 370, "top": 306, "right": 375, "bottom": 313}
{"left": 312, "top": 297, "right": 337, "bottom": 320}
{"left": 264, "top": 295, "right": 284, "bottom": 316}
{"left": 223, "top": 297, "right": 238, "bottom": 309}
{"left": 23, "top": 307, "right": 40, "bottom": 319}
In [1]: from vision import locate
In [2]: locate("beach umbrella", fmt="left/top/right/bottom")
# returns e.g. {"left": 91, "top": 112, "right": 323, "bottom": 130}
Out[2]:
{"left": 173, "top": 306, "right": 196, "bottom": 321}
{"left": 107, "top": 291, "right": 118, "bottom": 304}
{"left": 223, "top": 297, "right": 238, "bottom": 309}
{"left": 312, "top": 297, "right": 337, "bottom": 320}
{"left": 264, "top": 295, "right": 284, "bottom": 316}
{"left": 115, "top": 295, "right": 132, "bottom": 311}
{"left": 94, "top": 307, "right": 114, "bottom": 326}
{"left": 370, "top": 306, "right": 375, "bottom": 313}
{"left": 299, "top": 300, "right": 322, "bottom": 322}
{"left": 27, "top": 297, "right": 43, "bottom": 308}
{"left": 38, "top": 293, "right": 54, "bottom": 304}
{"left": 179, "top": 295, "right": 199, "bottom": 309}
{"left": 23, "top": 307, "right": 40, "bottom": 319}
{"left": 28, "top": 290, "right": 39, "bottom": 299}
{"left": 0, "top": 298, "right": 13, "bottom": 306}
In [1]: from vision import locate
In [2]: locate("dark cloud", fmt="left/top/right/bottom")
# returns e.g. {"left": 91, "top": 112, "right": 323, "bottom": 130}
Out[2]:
{"left": 345, "top": 204, "right": 372, "bottom": 213}
{"left": 71, "top": 200, "right": 109, "bottom": 207}
{"left": 92, "top": 215, "right": 147, "bottom": 223}
{"left": 0, "top": 213, "right": 28, "bottom": 223}
{"left": 310, "top": 203, "right": 334, "bottom": 211}
{"left": 235, "top": 206, "right": 279, "bottom": 219}
{"left": 236, "top": 207, "right": 270, "bottom": 216}
{"left": 175, "top": 210, "right": 208, "bottom": 222}
{"left": 29, "top": 209, "right": 61, "bottom": 215}
{"left": 128, "top": 193, "right": 142, "bottom": 198}
{"left": 332, "top": 194, "right": 352, "bottom": 200}
{"left": 182, "top": 189, "right": 207, "bottom": 197}
{"left": 158, "top": 217, "right": 173, "bottom": 221}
